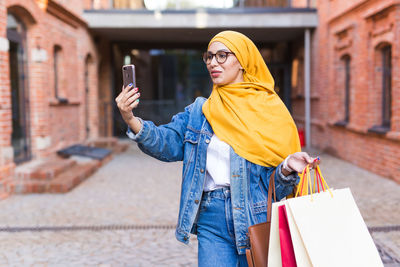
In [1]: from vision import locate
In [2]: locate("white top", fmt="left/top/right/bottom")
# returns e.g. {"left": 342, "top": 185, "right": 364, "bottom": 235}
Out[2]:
{"left": 204, "top": 134, "right": 231, "bottom": 191}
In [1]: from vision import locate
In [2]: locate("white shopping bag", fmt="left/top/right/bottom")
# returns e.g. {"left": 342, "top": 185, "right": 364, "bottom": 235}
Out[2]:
{"left": 268, "top": 201, "right": 284, "bottom": 267}
{"left": 268, "top": 200, "right": 313, "bottom": 267}
{"left": 286, "top": 188, "right": 383, "bottom": 267}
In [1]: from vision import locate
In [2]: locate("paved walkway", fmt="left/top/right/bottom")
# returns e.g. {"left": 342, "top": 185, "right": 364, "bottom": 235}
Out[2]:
{"left": 0, "top": 141, "right": 399, "bottom": 266}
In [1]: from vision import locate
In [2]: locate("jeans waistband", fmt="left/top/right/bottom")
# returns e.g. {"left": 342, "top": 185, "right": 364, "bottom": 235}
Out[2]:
{"left": 202, "top": 187, "right": 230, "bottom": 200}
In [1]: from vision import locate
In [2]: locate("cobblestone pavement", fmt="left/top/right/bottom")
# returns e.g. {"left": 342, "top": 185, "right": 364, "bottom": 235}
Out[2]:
{"left": 0, "top": 141, "right": 398, "bottom": 266}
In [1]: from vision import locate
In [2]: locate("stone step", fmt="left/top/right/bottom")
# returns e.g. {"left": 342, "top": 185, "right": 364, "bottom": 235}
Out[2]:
{"left": 14, "top": 157, "right": 76, "bottom": 180}
{"left": 47, "top": 161, "right": 99, "bottom": 193}
{"left": 8, "top": 180, "right": 47, "bottom": 194}
{"left": 112, "top": 143, "right": 129, "bottom": 154}
{"left": 9, "top": 161, "right": 99, "bottom": 194}
{"left": 2, "top": 139, "right": 128, "bottom": 197}
{"left": 84, "top": 137, "right": 118, "bottom": 148}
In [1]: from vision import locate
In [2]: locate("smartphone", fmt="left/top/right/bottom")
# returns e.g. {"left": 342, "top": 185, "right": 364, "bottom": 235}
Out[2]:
{"left": 122, "top": 64, "right": 136, "bottom": 88}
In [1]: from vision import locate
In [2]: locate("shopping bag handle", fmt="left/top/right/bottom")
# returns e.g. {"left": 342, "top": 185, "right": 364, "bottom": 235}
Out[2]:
{"left": 267, "top": 169, "right": 276, "bottom": 223}
{"left": 295, "top": 164, "right": 333, "bottom": 198}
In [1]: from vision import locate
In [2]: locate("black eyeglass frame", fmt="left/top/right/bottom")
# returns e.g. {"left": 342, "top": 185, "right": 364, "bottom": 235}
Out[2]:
{"left": 202, "top": 51, "right": 235, "bottom": 64}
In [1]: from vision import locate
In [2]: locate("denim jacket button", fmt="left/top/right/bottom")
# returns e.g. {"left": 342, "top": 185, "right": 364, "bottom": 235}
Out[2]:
{"left": 194, "top": 199, "right": 199, "bottom": 204}
{"left": 200, "top": 169, "right": 204, "bottom": 173}
{"left": 183, "top": 236, "right": 188, "bottom": 241}
{"left": 205, "top": 139, "right": 210, "bottom": 144}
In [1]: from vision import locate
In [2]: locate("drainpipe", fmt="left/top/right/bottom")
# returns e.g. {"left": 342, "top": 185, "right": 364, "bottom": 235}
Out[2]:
{"left": 304, "top": 28, "right": 311, "bottom": 150}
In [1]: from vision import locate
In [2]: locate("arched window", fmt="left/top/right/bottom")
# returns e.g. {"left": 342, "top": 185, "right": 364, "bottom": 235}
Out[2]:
{"left": 53, "top": 45, "right": 67, "bottom": 102}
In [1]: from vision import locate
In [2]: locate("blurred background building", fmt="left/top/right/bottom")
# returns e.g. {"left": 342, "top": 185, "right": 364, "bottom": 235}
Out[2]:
{"left": 0, "top": 0, "right": 398, "bottom": 196}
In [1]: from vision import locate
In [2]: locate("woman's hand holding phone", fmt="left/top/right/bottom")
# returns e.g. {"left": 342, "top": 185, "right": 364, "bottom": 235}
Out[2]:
{"left": 115, "top": 83, "right": 142, "bottom": 134}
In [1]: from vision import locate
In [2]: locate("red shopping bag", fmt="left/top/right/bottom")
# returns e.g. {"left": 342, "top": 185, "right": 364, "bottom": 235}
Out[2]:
{"left": 279, "top": 205, "right": 297, "bottom": 267}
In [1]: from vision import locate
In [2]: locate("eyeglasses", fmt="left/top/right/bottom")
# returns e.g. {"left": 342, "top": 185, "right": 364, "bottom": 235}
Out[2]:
{"left": 202, "top": 51, "right": 235, "bottom": 64}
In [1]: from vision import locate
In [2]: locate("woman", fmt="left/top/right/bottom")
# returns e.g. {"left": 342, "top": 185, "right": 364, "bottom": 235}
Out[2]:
{"left": 116, "top": 31, "right": 318, "bottom": 266}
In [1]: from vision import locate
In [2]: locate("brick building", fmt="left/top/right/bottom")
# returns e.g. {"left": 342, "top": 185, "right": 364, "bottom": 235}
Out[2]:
{"left": 0, "top": 0, "right": 100, "bottom": 193}
{"left": 297, "top": 0, "right": 400, "bottom": 182}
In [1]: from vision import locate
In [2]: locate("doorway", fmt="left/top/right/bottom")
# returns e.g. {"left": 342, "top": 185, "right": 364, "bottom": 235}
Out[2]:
{"left": 7, "top": 13, "right": 31, "bottom": 163}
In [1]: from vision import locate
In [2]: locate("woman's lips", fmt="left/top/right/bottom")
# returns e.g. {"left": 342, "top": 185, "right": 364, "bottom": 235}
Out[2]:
{"left": 211, "top": 71, "right": 221, "bottom": 78}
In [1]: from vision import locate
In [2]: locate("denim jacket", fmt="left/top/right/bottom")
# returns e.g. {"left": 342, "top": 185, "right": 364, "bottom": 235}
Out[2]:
{"left": 127, "top": 97, "right": 298, "bottom": 255}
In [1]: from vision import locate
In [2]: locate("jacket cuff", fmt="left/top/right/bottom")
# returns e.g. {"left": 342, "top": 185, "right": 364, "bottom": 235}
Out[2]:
{"left": 276, "top": 162, "right": 298, "bottom": 185}
{"left": 126, "top": 117, "right": 148, "bottom": 142}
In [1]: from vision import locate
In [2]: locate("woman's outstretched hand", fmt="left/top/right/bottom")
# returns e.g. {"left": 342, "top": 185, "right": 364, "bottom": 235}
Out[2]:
{"left": 283, "top": 152, "right": 320, "bottom": 176}
{"left": 115, "top": 84, "right": 142, "bottom": 134}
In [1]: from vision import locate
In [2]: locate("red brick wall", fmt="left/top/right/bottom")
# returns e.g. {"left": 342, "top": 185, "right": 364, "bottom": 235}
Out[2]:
{"left": 0, "top": 0, "right": 15, "bottom": 180}
{"left": 303, "top": 0, "right": 400, "bottom": 182}
{"left": 52, "top": 0, "right": 83, "bottom": 15}
{"left": 0, "top": 0, "right": 99, "bottom": 179}
{"left": 49, "top": 105, "right": 80, "bottom": 151}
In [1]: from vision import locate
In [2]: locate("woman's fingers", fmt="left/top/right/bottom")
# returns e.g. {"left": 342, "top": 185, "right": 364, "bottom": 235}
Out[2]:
{"left": 300, "top": 152, "right": 313, "bottom": 164}
{"left": 287, "top": 152, "right": 321, "bottom": 173}
{"left": 123, "top": 83, "right": 134, "bottom": 92}
{"left": 300, "top": 153, "right": 320, "bottom": 170}
{"left": 116, "top": 85, "right": 135, "bottom": 100}
{"left": 116, "top": 87, "right": 140, "bottom": 110}
{"left": 125, "top": 87, "right": 139, "bottom": 98}
{"left": 113, "top": 84, "right": 140, "bottom": 125}
{"left": 125, "top": 92, "right": 140, "bottom": 107}
{"left": 120, "top": 87, "right": 138, "bottom": 103}
{"left": 311, "top": 157, "right": 321, "bottom": 169}
{"left": 129, "top": 98, "right": 140, "bottom": 109}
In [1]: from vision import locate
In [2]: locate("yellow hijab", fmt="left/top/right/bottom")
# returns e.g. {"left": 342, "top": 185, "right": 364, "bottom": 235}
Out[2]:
{"left": 202, "top": 31, "right": 301, "bottom": 167}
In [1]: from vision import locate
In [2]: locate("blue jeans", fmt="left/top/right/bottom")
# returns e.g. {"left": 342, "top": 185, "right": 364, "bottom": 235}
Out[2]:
{"left": 197, "top": 188, "right": 249, "bottom": 267}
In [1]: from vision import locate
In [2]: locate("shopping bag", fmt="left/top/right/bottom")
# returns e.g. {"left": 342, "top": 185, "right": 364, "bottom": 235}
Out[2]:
{"left": 267, "top": 201, "right": 284, "bottom": 267}
{"left": 268, "top": 200, "right": 303, "bottom": 267}
{"left": 269, "top": 163, "right": 323, "bottom": 267}
{"left": 285, "top": 166, "right": 383, "bottom": 267}
{"left": 284, "top": 200, "right": 312, "bottom": 267}
{"left": 278, "top": 205, "right": 297, "bottom": 267}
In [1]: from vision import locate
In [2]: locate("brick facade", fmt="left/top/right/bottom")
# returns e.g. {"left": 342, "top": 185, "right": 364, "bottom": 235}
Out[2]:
{"left": 0, "top": 0, "right": 99, "bottom": 181}
{"left": 0, "top": 0, "right": 399, "bottom": 191}
{"left": 293, "top": 0, "right": 400, "bottom": 182}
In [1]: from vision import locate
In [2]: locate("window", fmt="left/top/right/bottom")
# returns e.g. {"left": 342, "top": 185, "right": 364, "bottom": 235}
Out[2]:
{"left": 368, "top": 44, "right": 392, "bottom": 134}
{"left": 343, "top": 56, "right": 350, "bottom": 123}
{"left": 85, "top": 55, "right": 93, "bottom": 138}
{"left": 7, "top": 13, "right": 31, "bottom": 163}
{"left": 334, "top": 55, "right": 351, "bottom": 127}
{"left": 381, "top": 45, "right": 391, "bottom": 128}
{"left": 53, "top": 45, "right": 67, "bottom": 103}
{"left": 54, "top": 45, "right": 61, "bottom": 99}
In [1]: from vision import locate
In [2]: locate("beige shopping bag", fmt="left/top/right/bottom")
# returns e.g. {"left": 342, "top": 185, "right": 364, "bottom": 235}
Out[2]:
{"left": 286, "top": 188, "right": 383, "bottom": 267}
{"left": 284, "top": 201, "right": 312, "bottom": 267}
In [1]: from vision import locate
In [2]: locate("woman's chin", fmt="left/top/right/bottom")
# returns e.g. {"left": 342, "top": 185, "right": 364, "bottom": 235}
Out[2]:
{"left": 212, "top": 78, "right": 224, "bottom": 85}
